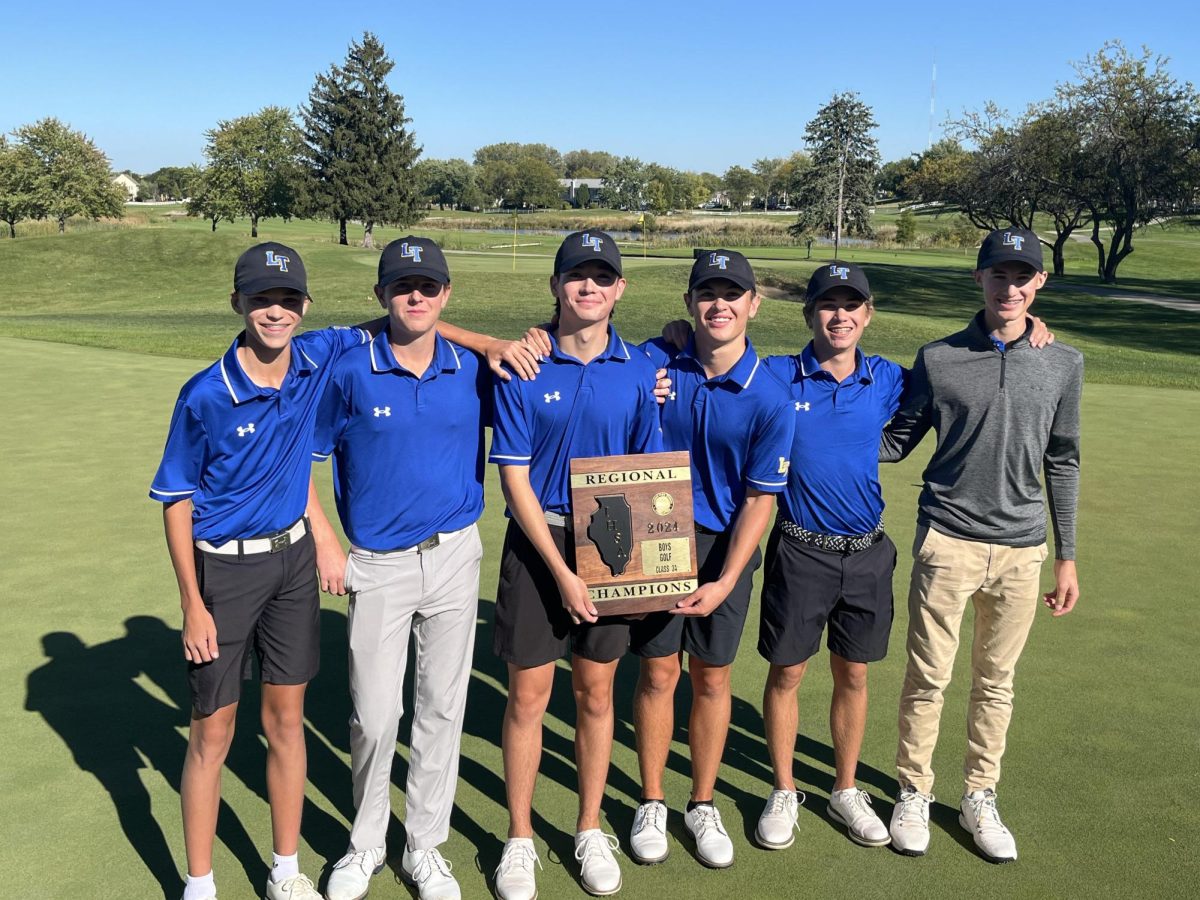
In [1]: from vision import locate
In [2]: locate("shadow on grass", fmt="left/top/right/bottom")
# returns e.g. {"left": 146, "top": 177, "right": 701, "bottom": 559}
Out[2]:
{"left": 864, "top": 264, "right": 1200, "bottom": 356}
{"left": 28, "top": 605, "right": 910, "bottom": 896}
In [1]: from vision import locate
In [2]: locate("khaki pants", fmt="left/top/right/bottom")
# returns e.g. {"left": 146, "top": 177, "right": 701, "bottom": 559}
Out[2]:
{"left": 896, "top": 526, "right": 1047, "bottom": 795}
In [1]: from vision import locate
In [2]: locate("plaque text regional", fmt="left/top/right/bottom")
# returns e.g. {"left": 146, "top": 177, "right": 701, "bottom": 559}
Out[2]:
{"left": 569, "top": 451, "right": 698, "bottom": 616}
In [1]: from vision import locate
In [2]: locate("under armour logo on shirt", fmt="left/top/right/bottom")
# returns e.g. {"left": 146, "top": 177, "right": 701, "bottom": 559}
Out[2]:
{"left": 668, "top": 391, "right": 677, "bottom": 401}
{"left": 795, "top": 401, "right": 810, "bottom": 411}
{"left": 544, "top": 391, "right": 561, "bottom": 403}
{"left": 373, "top": 406, "right": 391, "bottom": 417}
{"left": 236, "top": 423, "right": 256, "bottom": 437}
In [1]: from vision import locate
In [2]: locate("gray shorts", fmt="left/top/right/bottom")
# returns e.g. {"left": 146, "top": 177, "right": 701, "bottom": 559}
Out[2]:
{"left": 188, "top": 532, "right": 319, "bottom": 716}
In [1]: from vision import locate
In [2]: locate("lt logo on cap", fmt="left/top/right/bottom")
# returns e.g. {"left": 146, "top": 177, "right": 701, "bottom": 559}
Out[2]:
{"left": 1002, "top": 232, "right": 1024, "bottom": 251}
{"left": 236, "top": 423, "right": 256, "bottom": 437}
{"left": 264, "top": 251, "right": 289, "bottom": 272}
{"left": 400, "top": 243, "right": 423, "bottom": 263}
{"left": 581, "top": 233, "right": 603, "bottom": 252}
{"left": 709, "top": 253, "right": 730, "bottom": 270}
{"left": 829, "top": 265, "right": 849, "bottom": 280}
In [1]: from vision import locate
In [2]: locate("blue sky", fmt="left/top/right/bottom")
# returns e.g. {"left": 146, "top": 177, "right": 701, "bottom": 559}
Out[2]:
{"left": 4, "top": 0, "right": 1197, "bottom": 175}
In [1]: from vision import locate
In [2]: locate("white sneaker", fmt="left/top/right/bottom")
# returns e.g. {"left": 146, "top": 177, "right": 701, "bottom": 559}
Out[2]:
{"left": 264, "top": 873, "right": 321, "bottom": 900}
{"left": 401, "top": 846, "right": 460, "bottom": 900}
{"left": 494, "top": 838, "right": 541, "bottom": 900}
{"left": 629, "top": 801, "right": 669, "bottom": 864}
{"left": 755, "top": 789, "right": 801, "bottom": 850}
{"left": 960, "top": 789, "right": 1017, "bottom": 863}
{"left": 325, "top": 847, "right": 385, "bottom": 900}
{"left": 828, "top": 788, "right": 891, "bottom": 847}
{"left": 889, "top": 785, "right": 933, "bottom": 857}
{"left": 574, "top": 829, "right": 622, "bottom": 896}
{"left": 683, "top": 804, "right": 734, "bottom": 868}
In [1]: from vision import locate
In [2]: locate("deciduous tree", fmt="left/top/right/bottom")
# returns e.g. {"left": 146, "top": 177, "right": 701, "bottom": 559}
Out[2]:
{"left": 14, "top": 118, "right": 125, "bottom": 234}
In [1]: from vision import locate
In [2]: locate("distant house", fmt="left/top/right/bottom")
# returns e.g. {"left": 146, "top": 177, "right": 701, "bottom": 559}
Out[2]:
{"left": 559, "top": 177, "right": 604, "bottom": 207}
{"left": 112, "top": 173, "right": 139, "bottom": 202}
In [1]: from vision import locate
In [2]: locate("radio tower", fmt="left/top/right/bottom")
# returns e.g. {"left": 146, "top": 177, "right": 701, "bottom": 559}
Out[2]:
{"left": 928, "top": 53, "right": 937, "bottom": 150}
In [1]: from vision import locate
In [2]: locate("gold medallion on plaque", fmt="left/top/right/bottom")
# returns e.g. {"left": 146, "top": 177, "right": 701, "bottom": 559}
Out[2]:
{"left": 569, "top": 451, "right": 698, "bottom": 616}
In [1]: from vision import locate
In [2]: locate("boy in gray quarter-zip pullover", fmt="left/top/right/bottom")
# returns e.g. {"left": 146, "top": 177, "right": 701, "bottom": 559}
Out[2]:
{"left": 878, "top": 226, "right": 1082, "bottom": 864}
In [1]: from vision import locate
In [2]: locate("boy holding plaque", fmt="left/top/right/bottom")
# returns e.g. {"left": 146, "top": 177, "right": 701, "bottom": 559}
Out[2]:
{"left": 627, "top": 250, "right": 794, "bottom": 869}
{"left": 489, "top": 231, "right": 663, "bottom": 899}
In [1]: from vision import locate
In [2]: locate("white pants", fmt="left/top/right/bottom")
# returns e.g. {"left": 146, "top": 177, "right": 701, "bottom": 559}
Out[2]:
{"left": 343, "top": 524, "right": 482, "bottom": 852}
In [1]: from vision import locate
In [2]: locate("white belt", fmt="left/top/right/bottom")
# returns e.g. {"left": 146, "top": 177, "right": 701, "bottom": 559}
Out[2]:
{"left": 196, "top": 518, "right": 308, "bottom": 556}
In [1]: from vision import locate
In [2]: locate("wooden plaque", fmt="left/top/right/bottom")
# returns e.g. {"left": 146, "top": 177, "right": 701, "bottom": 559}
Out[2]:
{"left": 569, "top": 450, "right": 698, "bottom": 616}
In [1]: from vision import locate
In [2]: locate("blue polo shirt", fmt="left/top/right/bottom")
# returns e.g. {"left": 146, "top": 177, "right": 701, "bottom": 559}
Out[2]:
{"left": 150, "top": 327, "right": 368, "bottom": 544}
{"left": 489, "top": 326, "right": 663, "bottom": 515}
{"left": 312, "top": 330, "right": 489, "bottom": 551}
{"left": 763, "top": 343, "right": 907, "bottom": 536}
{"left": 641, "top": 337, "right": 794, "bottom": 532}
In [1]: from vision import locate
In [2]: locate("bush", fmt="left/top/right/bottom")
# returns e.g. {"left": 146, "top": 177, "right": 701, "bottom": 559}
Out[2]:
{"left": 895, "top": 209, "right": 917, "bottom": 245}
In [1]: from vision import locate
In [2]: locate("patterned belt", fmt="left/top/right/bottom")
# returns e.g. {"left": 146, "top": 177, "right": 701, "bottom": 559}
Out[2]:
{"left": 778, "top": 518, "right": 885, "bottom": 554}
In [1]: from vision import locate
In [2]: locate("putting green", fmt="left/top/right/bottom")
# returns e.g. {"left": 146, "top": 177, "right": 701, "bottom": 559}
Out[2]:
{"left": 2, "top": 336, "right": 1195, "bottom": 898}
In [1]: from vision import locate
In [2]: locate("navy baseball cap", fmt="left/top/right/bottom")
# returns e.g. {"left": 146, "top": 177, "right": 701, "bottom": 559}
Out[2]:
{"left": 976, "top": 227, "right": 1044, "bottom": 271}
{"left": 806, "top": 262, "right": 871, "bottom": 303}
{"left": 234, "top": 242, "right": 309, "bottom": 297}
{"left": 378, "top": 236, "right": 451, "bottom": 288}
{"left": 689, "top": 249, "right": 756, "bottom": 293}
{"left": 554, "top": 230, "right": 623, "bottom": 277}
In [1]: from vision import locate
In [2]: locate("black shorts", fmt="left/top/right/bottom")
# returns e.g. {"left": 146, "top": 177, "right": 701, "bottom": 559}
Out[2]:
{"left": 757, "top": 526, "right": 896, "bottom": 666}
{"left": 629, "top": 526, "right": 762, "bottom": 668}
{"left": 493, "top": 519, "right": 631, "bottom": 667}
{"left": 188, "top": 532, "right": 320, "bottom": 716}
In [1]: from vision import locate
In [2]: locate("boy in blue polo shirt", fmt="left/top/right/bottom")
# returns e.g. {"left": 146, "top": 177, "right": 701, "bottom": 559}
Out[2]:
{"left": 490, "top": 231, "right": 662, "bottom": 900}
{"left": 753, "top": 263, "right": 905, "bottom": 852}
{"left": 626, "top": 250, "right": 793, "bottom": 870}
{"left": 150, "top": 243, "right": 374, "bottom": 900}
{"left": 307, "top": 237, "right": 488, "bottom": 900}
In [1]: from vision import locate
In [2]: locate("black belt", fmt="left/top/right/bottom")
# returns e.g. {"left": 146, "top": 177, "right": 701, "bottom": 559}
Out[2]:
{"left": 778, "top": 518, "right": 884, "bottom": 554}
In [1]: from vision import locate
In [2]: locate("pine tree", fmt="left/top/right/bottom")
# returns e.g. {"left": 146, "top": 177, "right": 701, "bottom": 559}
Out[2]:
{"left": 301, "top": 32, "right": 422, "bottom": 247}
{"left": 789, "top": 92, "right": 880, "bottom": 258}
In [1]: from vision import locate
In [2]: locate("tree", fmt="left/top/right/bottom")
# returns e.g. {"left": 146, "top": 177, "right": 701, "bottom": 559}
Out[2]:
{"left": 474, "top": 142, "right": 563, "bottom": 175}
{"left": 1055, "top": 41, "right": 1200, "bottom": 282}
{"left": 186, "top": 165, "right": 238, "bottom": 232}
{"left": 13, "top": 118, "right": 125, "bottom": 234}
{"left": 0, "top": 138, "right": 36, "bottom": 238}
{"left": 301, "top": 32, "right": 423, "bottom": 247}
{"left": 202, "top": 106, "right": 302, "bottom": 239}
{"left": 563, "top": 149, "right": 617, "bottom": 178}
{"left": 601, "top": 156, "right": 646, "bottom": 211}
{"left": 143, "top": 165, "right": 195, "bottom": 200}
{"left": 415, "top": 158, "right": 477, "bottom": 210}
{"left": 876, "top": 157, "right": 919, "bottom": 199}
{"left": 722, "top": 165, "right": 761, "bottom": 210}
{"left": 477, "top": 159, "right": 518, "bottom": 207}
{"left": 789, "top": 92, "right": 880, "bottom": 257}
{"left": 895, "top": 208, "right": 917, "bottom": 244}
{"left": 753, "top": 157, "right": 784, "bottom": 208}
{"left": 512, "top": 156, "right": 562, "bottom": 209}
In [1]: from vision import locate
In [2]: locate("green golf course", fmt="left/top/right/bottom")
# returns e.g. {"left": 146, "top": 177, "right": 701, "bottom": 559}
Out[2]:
{"left": 1, "top": 213, "right": 1196, "bottom": 898}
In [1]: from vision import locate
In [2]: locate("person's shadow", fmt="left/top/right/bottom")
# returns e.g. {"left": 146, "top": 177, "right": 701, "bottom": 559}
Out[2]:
{"left": 26, "top": 615, "right": 357, "bottom": 898}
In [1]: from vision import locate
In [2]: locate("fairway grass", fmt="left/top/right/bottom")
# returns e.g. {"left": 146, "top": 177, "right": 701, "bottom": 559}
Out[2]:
{"left": 1, "top": 226, "right": 1198, "bottom": 388}
{"left": 2, "top": 337, "right": 1197, "bottom": 899}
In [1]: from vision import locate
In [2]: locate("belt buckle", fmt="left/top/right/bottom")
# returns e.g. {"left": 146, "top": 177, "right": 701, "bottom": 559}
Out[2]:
{"left": 417, "top": 534, "right": 440, "bottom": 552}
{"left": 269, "top": 532, "right": 291, "bottom": 553}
